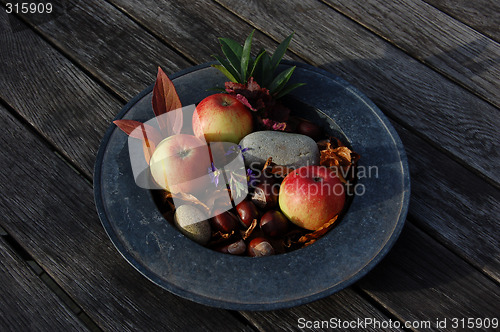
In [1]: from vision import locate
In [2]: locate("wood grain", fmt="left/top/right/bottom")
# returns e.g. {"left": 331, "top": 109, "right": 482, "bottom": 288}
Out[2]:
{"left": 424, "top": 0, "right": 500, "bottom": 42}
{"left": 215, "top": 0, "right": 500, "bottom": 186}
{"left": 322, "top": 0, "right": 500, "bottom": 108}
{"left": 0, "top": 104, "right": 253, "bottom": 331}
{"left": 241, "top": 288, "right": 403, "bottom": 331}
{"left": 0, "top": 237, "right": 89, "bottom": 331}
{"left": 0, "top": 0, "right": 191, "bottom": 101}
{"left": 242, "top": 224, "right": 500, "bottom": 329}
{"left": 359, "top": 223, "right": 500, "bottom": 327}
{"left": 0, "top": 11, "right": 122, "bottom": 176}
{"left": 106, "top": 0, "right": 300, "bottom": 64}
{"left": 1, "top": 0, "right": 298, "bottom": 102}
{"left": 394, "top": 121, "right": 500, "bottom": 282}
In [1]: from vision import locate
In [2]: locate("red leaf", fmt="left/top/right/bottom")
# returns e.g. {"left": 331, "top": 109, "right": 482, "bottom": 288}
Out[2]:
{"left": 152, "top": 67, "right": 183, "bottom": 136}
{"left": 114, "top": 120, "right": 162, "bottom": 164}
{"left": 113, "top": 120, "right": 161, "bottom": 142}
{"left": 142, "top": 138, "right": 156, "bottom": 165}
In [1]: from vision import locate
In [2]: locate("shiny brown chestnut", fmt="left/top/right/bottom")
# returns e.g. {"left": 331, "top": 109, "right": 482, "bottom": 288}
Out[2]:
{"left": 251, "top": 181, "right": 278, "bottom": 209}
{"left": 211, "top": 209, "right": 239, "bottom": 233}
{"left": 260, "top": 210, "right": 289, "bottom": 237}
{"left": 236, "top": 200, "right": 260, "bottom": 228}
{"left": 297, "top": 120, "right": 322, "bottom": 141}
{"left": 247, "top": 237, "right": 275, "bottom": 257}
{"left": 214, "top": 239, "right": 246, "bottom": 255}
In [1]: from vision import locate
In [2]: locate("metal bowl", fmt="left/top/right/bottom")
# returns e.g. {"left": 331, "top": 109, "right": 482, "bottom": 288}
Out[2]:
{"left": 94, "top": 61, "right": 410, "bottom": 310}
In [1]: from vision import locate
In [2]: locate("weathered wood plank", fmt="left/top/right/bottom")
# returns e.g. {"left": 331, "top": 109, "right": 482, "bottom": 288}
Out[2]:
{"left": 1, "top": 0, "right": 297, "bottom": 102}
{"left": 0, "top": 10, "right": 122, "bottom": 176}
{"left": 0, "top": 104, "right": 253, "bottom": 331}
{"left": 215, "top": 0, "right": 500, "bottom": 186}
{"left": 394, "top": 121, "right": 500, "bottom": 282}
{"left": 424, "top": 0, "right": 500, "bottom": 42}
{"left": 241, "top": 288, "right": 403, "bottom": 331}
{"left": 321, "top": 0, "right": 500, "bottom": 108}
{"left": 0, "top": 237, "right": 89, "bottom": 332}
{"left": 0, "top": 0, "right": 191, "bottom": 101}
{"left": 106, "top": 0, "right": 300, "bottom": 63}
{"left": 359, "top": 223, "right": 500, "bottom": 328}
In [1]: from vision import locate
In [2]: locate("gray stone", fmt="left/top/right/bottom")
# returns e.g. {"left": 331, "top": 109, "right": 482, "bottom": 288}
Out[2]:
{"left": 239, "top": 131, "right": 320, "bottom": 169}
{"left": 174, "top": 205, "right": 211, "bottom": 245}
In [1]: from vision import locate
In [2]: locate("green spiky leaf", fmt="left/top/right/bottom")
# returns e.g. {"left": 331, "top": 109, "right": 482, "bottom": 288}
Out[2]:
{"left": 211, "top": 64, "right": 238, "bottom": 83}
{"left": 219, "top": 40, "right": 243, "bottom": 81}
{"left": 269, "top": 66, "right": 296, "bottom": 94}
{"left": 218, "top": 37, "right": 243, "bottom": 58}
{"left": 212, "top": 30, "right": 303, "bottom": 99}
{"left": 270, "top": 32, "right": 294, "bottom": 73}
{"left": 240, "top": 30, "right": 254, "bottom": 82}
{"left": 274, "top": 82, "right": 306, "bottom": 99}
{"left": 248, "top": 50, "right": 266, "bottom": 79}
{"left": 212, "top": 55, "right": 240, "bottom": 83}
{"left": 260, "top": 52, "right": 273, "bottom": 87}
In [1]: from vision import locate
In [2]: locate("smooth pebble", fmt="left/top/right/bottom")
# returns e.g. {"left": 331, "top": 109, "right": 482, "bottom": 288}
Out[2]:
{"left": 174, "top": 205, "right": 211, "bottom": 245}
{"left": 239, "top": 131, "right": 320, "bottom": 169}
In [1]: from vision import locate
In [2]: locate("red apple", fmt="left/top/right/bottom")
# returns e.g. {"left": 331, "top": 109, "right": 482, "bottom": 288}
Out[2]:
{"left": 149, "top": 134, "right": 211, "bottom": 194}
{"left": 192, "top": 93, "right": 253, "bottom": 143}
{"left": 278, "top": 165, "right": 345, "bottom": 230}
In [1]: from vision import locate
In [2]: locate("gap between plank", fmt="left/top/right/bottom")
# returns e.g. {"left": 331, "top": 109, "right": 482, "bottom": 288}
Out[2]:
{"left": 0, "top": 231, "right": 103, "bottom": 332}
{"left": 227, "top": 311, "right": 260, "bottom": 332}
{"left": 103, "top": 0, "right": 198, "bottom": 66}
{"left": 0, "top": 3, "right": 128, "bottom": 105}
{"left": 351, "top": 284, "right": 413, "bottom": 332}
{"left": 0, "top": 98, "right": 93, "bottom": 184}
{"left": 422, "top": 0, "right": 500, "bottom": 44}
{"left": 317, "top": 0, "right": 500, "bottom": 112}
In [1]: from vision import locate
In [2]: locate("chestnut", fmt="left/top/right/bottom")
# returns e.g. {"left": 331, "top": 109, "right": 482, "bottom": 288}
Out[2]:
{"left": 297, "top": 120, "right": 322, "bottom": 141}
{"left": 236, "top": 200, "right": 260, "bottom": 228}
{"left": 211, "top": 209, "right": 239, "bottom": 233}
{"left": 215, "top": 239, "right": 246, "bottom": 255}
{"left": 260, "top": 210, "right": 289, "bottom": 237}
{"left": 247, "top": 237, "right": 275, "bottom": 257}
{"left": 251, "top": 180, "right": 278, "bottom": 209}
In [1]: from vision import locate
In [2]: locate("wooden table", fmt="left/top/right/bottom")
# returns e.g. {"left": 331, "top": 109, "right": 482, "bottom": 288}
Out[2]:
{"left": 1, "top": 1, "right": 499, "bottom": 331}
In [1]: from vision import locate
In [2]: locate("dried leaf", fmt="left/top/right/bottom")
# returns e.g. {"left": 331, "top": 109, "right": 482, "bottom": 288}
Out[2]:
{"left": 262, "top": 157, "right": 274, "bottom": 173}
{"left": 205, "top": 189, "right": 233, "bottom": 214}
{"left": 165, "top": 192, "right": 210, "bottom": 213}
{"left": 319, "top": 141, "right": 357, "bottom": 168}
{"left": 152, "top": 67, "right": 183, "bottom": 135}
{"left": 242, "top": 218, "right": 258, "bottom": 240}
{"left": 214, "top": 230, "right": 235, "bottom": 239}
{"left": 298, "top": 215, "right": 338, "bottom": 244}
